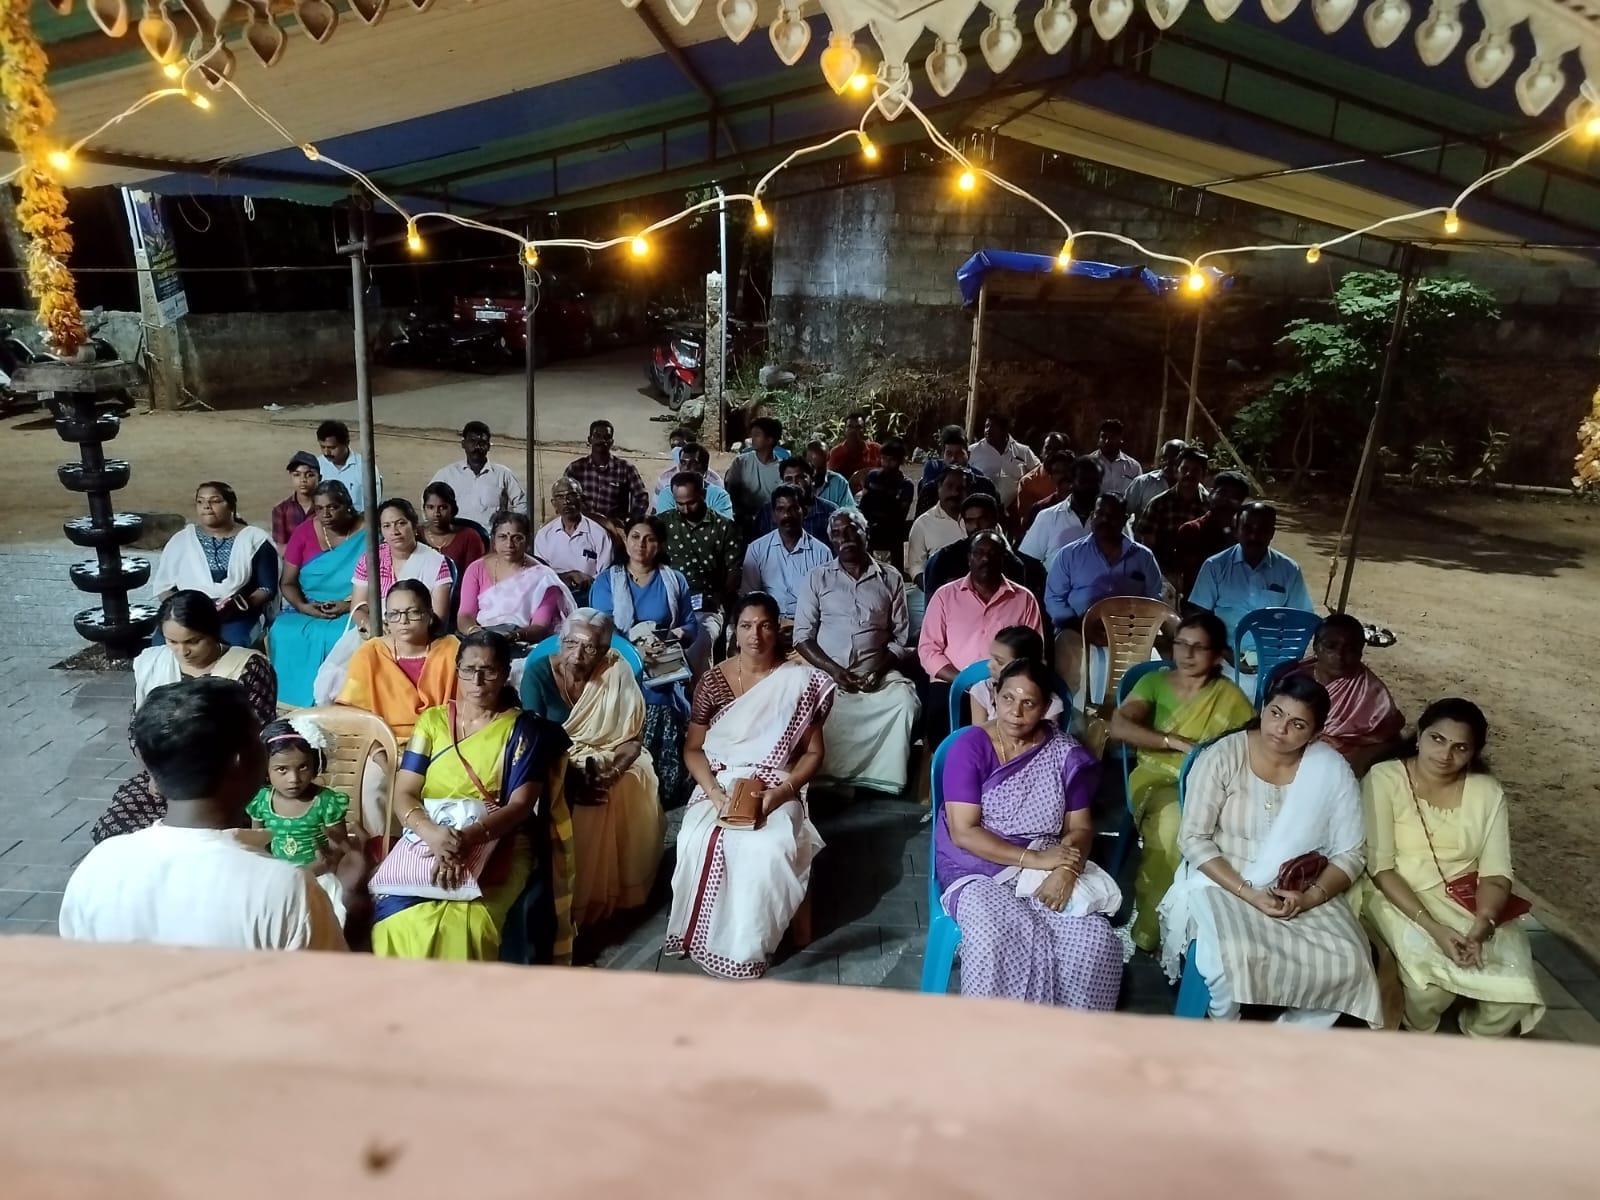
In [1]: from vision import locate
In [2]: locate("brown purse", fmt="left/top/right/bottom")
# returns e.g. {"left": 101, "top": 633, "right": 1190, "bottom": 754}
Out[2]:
{"left": 718, "top": 777, "right": 765, "bottom": 830}
{"left": 1404, "top": 766, "right": 1531, "bottom": 924}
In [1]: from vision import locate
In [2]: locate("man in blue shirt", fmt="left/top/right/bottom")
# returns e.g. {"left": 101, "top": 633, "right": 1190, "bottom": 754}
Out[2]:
{"left": 754, "top": 457, "right": 838, "bottom": 539}
{"left": 914, "top": 425, "right": 1000, "bottom": 514}
{"left": 1188, "top": 500, "right": 1316, "bottom": 646}
{"left": 741, "top": 484, "right": 835, "bottom": 618}
{"left": 1044, "top": 492, "right": 1163, "bottom": 689}
{"left": 654, "top": 443, "right": 734, "bottom": 518}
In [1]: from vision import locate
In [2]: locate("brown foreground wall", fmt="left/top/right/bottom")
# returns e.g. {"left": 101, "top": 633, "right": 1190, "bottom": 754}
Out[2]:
{"left": 0, "top": 938, "right": 1595, "bottom": 1196}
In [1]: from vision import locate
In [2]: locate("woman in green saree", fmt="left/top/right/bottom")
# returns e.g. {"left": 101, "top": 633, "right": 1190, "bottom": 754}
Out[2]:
{"left": 372, "top": 630, "right": 576, "bottom": 963}
{"left": 1110, "top": 610, "right": 1254, "bottom": 953}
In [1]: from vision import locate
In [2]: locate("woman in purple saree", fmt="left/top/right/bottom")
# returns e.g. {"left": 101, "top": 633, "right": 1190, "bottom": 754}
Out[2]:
{"left": 935, "top": 659, "right": 1123, "bottom": 1008}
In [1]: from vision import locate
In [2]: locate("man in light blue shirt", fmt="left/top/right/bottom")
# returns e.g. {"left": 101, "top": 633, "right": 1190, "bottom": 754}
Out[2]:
{"left": 654, "top": 445, "right": 733, "bottom": 518}
{"left": 1045, "top": 493, "right": 1163, "bottom": 690}
{"left": 1188, "top": 500, "right": 1315, "bottom": 644}
{"left": 316, "top": 419, "right": 381, "bottom": 512}
{"left": 740, "top": 484, "right": 834, "bottom": 617}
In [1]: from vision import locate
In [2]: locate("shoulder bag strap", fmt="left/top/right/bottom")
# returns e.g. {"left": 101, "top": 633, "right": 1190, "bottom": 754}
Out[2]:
{"left": 447, "top": 700, "right": 498, "bottom": 807}
{"left": 1402, "top": 762, "right": 1452, "bottom": 889}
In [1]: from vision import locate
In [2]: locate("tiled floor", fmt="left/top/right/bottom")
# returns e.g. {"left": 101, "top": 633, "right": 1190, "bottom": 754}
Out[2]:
{"left": 4, "top": 541, "right": 1598, "bottom": 1045}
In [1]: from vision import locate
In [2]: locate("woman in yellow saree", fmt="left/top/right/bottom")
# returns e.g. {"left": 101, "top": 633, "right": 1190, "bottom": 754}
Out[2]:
{"left": 372, "top": 630, "right": 575, "bottom": 963}
{"left": 1110, "top": 610, "right": 1254, "bottom": 953}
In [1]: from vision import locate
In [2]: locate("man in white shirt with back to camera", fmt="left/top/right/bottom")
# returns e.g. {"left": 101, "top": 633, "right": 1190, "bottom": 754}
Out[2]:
{"left": 60, "top": 676, "right": 368, "bottom": 952}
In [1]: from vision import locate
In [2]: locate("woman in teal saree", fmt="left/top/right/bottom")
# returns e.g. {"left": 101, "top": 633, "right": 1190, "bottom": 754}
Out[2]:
{"left": 272, "top": 481, "right": 367, "bottom": 706}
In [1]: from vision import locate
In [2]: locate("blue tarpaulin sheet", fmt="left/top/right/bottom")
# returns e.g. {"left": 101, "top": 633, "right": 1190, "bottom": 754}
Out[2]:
{"left": 955, "top": 250, "right": 1229, "bottom": 307}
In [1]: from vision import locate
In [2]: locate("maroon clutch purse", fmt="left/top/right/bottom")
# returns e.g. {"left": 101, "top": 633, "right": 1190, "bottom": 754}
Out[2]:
{"left": 1444, "top": 873, "right": 1533, "bottom": 923}
{"left": 1277, "top": 851, "right": 1328, "bottom": 893}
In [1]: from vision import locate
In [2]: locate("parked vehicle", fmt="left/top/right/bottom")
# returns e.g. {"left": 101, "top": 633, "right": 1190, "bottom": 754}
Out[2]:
{"left": 0, "top": 310, "right": 133, "bottom": 415}
{"left": 377, "top": 310, "right": 509, "bottom": 373}
{"left": 454, "top": 270, "right": 597, "bottom": 366}
{"left": 644, "top": 315, "right": 762, "bottom": 412}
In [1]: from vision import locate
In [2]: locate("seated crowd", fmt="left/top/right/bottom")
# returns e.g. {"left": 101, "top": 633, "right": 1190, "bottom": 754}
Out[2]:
{"left": 61, "top": 409, "right": 1542, "bottom": 1036}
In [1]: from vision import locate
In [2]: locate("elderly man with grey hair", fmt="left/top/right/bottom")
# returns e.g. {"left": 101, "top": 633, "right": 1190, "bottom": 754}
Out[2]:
{"left": 519, "top": 606, "right": 664, "bottom": 928}
{"left": 794, "top": 508, "right": 920, "bottom": 794}
{"left": 533, "top": 476, "right": 615, "bottom": 606}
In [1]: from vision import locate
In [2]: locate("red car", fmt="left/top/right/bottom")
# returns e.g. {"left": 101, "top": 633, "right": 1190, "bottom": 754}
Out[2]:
{"left": 453, "top": 273, "right": 596, "bottom": 365}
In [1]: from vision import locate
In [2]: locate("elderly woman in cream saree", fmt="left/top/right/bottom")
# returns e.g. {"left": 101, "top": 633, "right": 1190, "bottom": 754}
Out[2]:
{"left": 521, "top": 609, "right": 665, "bottom": 928}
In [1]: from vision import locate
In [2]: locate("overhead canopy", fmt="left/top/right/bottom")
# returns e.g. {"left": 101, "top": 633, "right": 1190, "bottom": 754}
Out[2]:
{"left": 955, "top": 251, "right": 1231, "bottom": 307}
{"left": 19, "top": 1, "right": 1600, "bottom": 256}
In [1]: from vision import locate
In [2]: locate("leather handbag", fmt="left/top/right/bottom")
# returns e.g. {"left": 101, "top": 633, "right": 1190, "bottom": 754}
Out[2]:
{"left": 1405, "top": 766, "right": 1532, "bottom": 924}
{"left": 1276, "top": 851, "right": 1328, "bottom": 893}
{"left": 718, "top": 777, "right": 764, "bottom": 830}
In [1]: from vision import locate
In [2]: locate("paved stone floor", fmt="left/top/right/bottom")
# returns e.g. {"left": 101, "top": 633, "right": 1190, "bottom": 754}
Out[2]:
{"left": 4, "top": 542, "right": 1598, "bottom": 1044}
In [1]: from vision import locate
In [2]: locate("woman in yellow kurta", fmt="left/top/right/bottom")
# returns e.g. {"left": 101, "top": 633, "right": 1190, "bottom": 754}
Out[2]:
{"left": 1110, "top": 610, "right": 1254, "bottom": 953}
{"left": 1359, "top": 698, "right": 1543, "bottom": 1037}
{"left": 372, "top": 631, "right": 575, "bottom": 963}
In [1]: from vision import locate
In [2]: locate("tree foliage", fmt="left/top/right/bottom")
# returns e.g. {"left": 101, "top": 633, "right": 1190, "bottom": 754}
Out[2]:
{"left": 1231, "top": 271, "right": 1499, "bottom": 481}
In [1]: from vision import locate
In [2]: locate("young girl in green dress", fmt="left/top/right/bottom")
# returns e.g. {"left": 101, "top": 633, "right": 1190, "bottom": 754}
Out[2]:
{"left": 248, "top": 718, "right": 362, "bottom": 877}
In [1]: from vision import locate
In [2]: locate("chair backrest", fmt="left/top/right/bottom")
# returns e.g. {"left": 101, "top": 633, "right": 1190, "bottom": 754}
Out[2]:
{"left": 1116, "top": 658, "right": 1168, "bottom": 707}
{"left": 1083, "top": 595, "right": 1174, "bottom": 712}
{"left": 927, "top": 728, "right": 964, "bottom": 917}
{"left": 948, "top": 657, "right": 1075, "bottom": 731}
{"left": 1175, "top": 742, "right": 1205, "bottom": 809}
{"left": 295, "top": 705, "right": 400, "bottom": 851}
{"left": 1233, "top": 608, "right": 1322, "bottom": 707}
{"left": 527, "top": 631, "right": 645, "bottom": 678}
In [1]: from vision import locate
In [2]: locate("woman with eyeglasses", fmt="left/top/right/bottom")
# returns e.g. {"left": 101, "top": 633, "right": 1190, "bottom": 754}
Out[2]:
{"left": 372, "top": 631, "right": 575, "bottom": 963}
{"left": 1109, "top": 610, "right": 1253, "bottom": 954}
{"left": 1158, "top": 673, "right": 1382, "bottom": 1027}
{"left": 337, "top": 580, "right": 459, "bottom": 741}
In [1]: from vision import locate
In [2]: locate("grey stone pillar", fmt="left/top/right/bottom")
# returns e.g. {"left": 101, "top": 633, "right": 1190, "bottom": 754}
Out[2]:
{"left": 704, "top": 270, "right": 726, "bottom": 450}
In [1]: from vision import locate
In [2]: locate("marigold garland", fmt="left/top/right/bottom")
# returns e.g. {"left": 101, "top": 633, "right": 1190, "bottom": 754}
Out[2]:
{"left": 1574, "top": 385, "right": 1600, "bottom": 491}
{"left": 0, "top": 0, "right": 84, "bottom": 354}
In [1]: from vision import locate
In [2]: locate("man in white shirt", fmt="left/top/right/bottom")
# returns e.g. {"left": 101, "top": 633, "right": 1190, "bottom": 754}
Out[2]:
{"left": 317, "top": 419, "right": 381, "bottom": 512}
{"left": 430, "top": 420, "right": 529, "bottom": 530}
{"left": 1019, "top": 455, "right": 1103, "bottom": 563}
{"left": 1089, "top": 418, "right": 1143, "bottom": 498}
{"left": 60, "top": 677, "right": 365, "bottom": 951}
{"left": 533, "top": 475, "right": 614, "bottom": 602}
{"left": 906, "top": 467, "right": 967, "bottom": 584}
{"left": 966, "top": 413, "right": 1040, "bottom": 510}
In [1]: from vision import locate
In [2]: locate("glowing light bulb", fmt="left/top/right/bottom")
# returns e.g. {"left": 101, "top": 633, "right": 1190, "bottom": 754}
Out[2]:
{"left": 187, "top": 91, "right": 211, "bottom": 110}
{"left": 301, "top": 144, "right": 320, "bottom": 162}
{"left": 849, "top": 72, "right": 871, "bottom": 93}
{"left": 1305, "top": 245, "right": 1321, "bottom": 264}
{"left": 406, "top": 221, "right": 422, "bottom": 253}
{"left": 162, "top": 62, "right": 181, "bottom": 80}
{"left": 524, "top": 244, "right": 539, "bottom": 267}
{"left": 630, "top": 235, "right": 649, "bottom": 258}
{"left": 957, "top": 169, "right": 976, "bottom": 193}
{"left": 1586, "top": 114, "right": 1600, "bottom": 138}
{"left": 1443, "top": 210, "right": 1460, "bottom": 235}
{"left": 46, "top": 148, "right": 71, "bottom": 171}
{"left": 1185, "top": 270, "right": 1207, "bottom": 293}
{"left": 858, "top": 133, "right": 878, "bottom": 161}
{"left": 752, "top": 199, "right": 769, "bottom": 230}
{"left": 1056, "top": 239, "right": 1073, "bottom": 270}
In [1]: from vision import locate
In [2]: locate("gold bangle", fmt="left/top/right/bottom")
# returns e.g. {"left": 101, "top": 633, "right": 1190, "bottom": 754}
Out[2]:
{"left": 1017, "top": 848, "right": 1027, "bottom": 869}
{"left": 402, "top": 805, "right": 424, "bottom": 827}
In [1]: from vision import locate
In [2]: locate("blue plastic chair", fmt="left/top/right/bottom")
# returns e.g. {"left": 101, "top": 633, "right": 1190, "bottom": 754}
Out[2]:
{"left": 1172, "top": 745, "right": 1212, "bottom": 1018}
{"left": 526, "top": 632, "right": 644, "bottom": 679}
{"left": 1107, "top": 659, "right": 1168, "bottom": 881}
{"left": 946, "top": 659, "right": 1075, "bottom": 731}
{"left": 1233, "top": 608, "right": 1321, "bottom": 708}
{"left": 920, "top": 729, "right": 965, "bottom": 994}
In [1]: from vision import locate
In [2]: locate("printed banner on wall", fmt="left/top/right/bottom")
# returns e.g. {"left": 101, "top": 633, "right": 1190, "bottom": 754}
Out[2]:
{"left": 120, "top": 187, "right": 189, "bottom": 326}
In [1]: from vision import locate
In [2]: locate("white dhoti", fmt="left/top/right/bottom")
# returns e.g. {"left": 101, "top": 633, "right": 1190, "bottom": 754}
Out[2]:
{"left": 815, "top": 671, "right": 920, "bottom": 794}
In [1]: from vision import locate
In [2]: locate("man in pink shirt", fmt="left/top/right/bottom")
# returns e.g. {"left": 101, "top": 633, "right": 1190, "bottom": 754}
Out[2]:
{"left": 918, "top": 530, "right": 1043, "bottom": 743}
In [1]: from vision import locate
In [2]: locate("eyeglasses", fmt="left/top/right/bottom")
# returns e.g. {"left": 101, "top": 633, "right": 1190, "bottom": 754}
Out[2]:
{"left": 458, "top": 665, "right": 503, "bottom": 680}
{"left": 384, "top": 610, "right": 428, "bottom": 624}
{"left": 1172, "top": 639, "right": 1213, "bottom": 654}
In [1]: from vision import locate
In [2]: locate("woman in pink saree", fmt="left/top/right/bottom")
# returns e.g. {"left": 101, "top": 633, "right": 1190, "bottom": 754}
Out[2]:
{"left": 457, "top": 510, "right": 575, "bottom": 645}
{"left": 666, "top": 592, "right": 835, "bottom": 979}
{"left": 1286, "top": 614, "right": 1404, "bottom": 777}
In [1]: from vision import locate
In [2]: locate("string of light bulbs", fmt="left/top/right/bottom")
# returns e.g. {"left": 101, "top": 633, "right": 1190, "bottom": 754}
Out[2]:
{"left": 23, "top": 54, "right": 1600, "bottom": 291}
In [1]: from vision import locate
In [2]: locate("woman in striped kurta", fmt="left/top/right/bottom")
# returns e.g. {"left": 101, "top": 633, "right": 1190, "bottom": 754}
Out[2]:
{"left": 1158, "top": 673, "right": 1382, "bottom": 1027}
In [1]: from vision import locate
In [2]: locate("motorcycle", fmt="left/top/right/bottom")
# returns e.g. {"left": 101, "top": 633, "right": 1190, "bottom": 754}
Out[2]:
{"left": 645, "top": 316, "right": 759, "bottom": 412}
{"left": 377, "top": 310, "right": 509, "bottom": 374}
{"left": 0, "top": 309, "right": 133, "bottom": 415}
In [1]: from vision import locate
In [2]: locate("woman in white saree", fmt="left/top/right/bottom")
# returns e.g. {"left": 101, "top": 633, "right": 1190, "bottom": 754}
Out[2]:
{"left": 666, "top": 592, "right": 835, "bottom": 979}
{"left": 1158, "top": 672, "right": 1383, "bottom": 1027}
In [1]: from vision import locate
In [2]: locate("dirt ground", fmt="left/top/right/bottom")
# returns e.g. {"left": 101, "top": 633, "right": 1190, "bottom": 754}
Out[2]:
{"left": 4, "top": 406, "right": 1597, "bottom": 953}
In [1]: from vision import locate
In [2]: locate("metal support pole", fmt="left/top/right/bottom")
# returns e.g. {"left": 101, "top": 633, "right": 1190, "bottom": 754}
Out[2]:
{"left": 524, "top": 262, "right": 539, "bottom": 522}
{"left": 1154, "top": 317, "right": 1171, "bottom": 456}
{"left": 340, "top": 234, "right": 383, "bottom": 636}
{"left": 965, "top": 281, "right": 987, "bottom": 434}
{"left": 1183, "top": 302, "right": 1205, "bottom": 442}
{"left": 1334, "top": 246, "right": 1419, "bottom": 615}
{"left": 717, "top": 186, "right": 729, "bottom": 446}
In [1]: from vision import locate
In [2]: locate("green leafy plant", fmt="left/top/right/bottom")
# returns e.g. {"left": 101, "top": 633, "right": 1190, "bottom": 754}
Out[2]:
{"left": 1408, "top": 440, "right": 1455, "bottom": 488}
{"left": 1230, "top": 271, "right": 1498, "bottom": 483}
{"left": 1471, "top": 426, "right": 1512, "bottom": 489}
